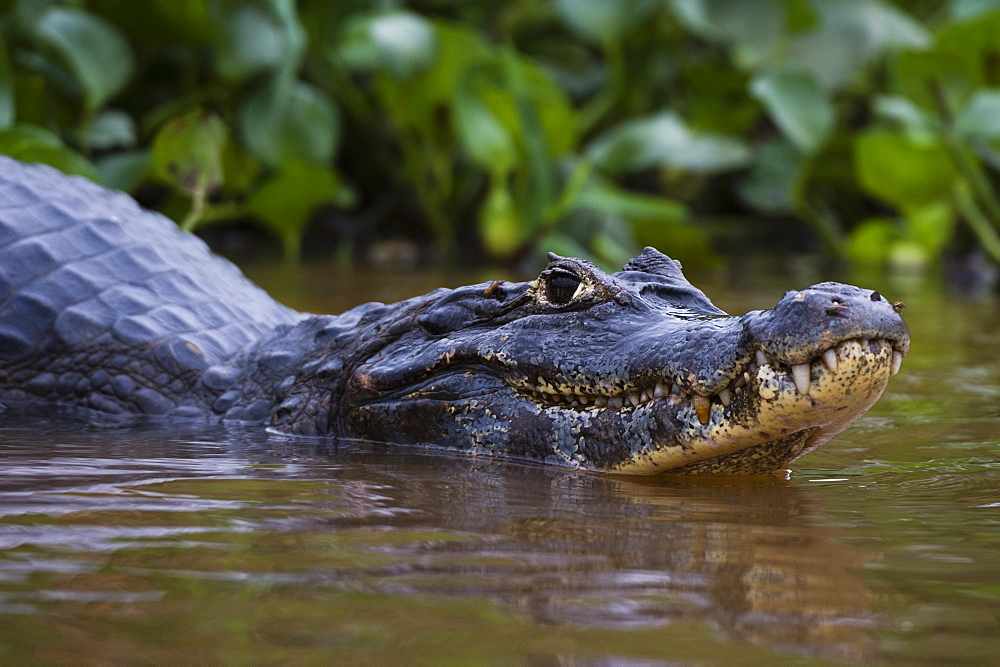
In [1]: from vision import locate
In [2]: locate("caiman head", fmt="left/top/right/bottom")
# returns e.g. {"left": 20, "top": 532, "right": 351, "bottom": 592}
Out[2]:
{"left": 304, "top": 248, "right": 910, "bottom": 474}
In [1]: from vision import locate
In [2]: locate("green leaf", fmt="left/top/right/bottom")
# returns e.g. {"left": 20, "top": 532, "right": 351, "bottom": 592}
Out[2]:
{"left": 575, "top": 181, "right": 687, "bottom": 222}
{"left": 245, "top": 163, "right": 352, "bottom": 261}
{"left": 33, "top": 7, "right": 134, "bottom": 111}
{"left": 873, "top": 95, "right": 939, "bottom": 142}
{"left": 393, "top": 22, "right": 489, "bottom": 122}
{"left": 955, "top": 89, "right": 1000, "bottom": 138}
{"left": 907, "top": 201, "right": 956, "bottom": 255}
{"left": 948, "top": 0, "right": 1000, "bottom": 22}
{"left": 150, "top": 109, "right": 227, "bottom": 198}
{"left": 555, "top": 0, "right": 660, "bottom": 43}
{"left": 239, "top": 78, "right": 340, "bottom": 167}
{"left": 587, "top": 111, "right": 751, "bottom": 174}
{"left": 847, "top": 217, "right": 897, "bottom": 264}
{"left": 86, "top": 109, "right": 136, "bottom": 150}
{"left": 453, "top": 73, "right": 517, "bottom": 173}
{"left": 887, "top": 240, "right": 930, "bottom": 272}
{"left": 212, "top": 2, "right": 287, "bottom": 82}
{"left": 750, "top": 69, "right": 834, "bottom": 153}
{"left": 480, "top": 174, "right": 522, "bottom": 258}
{"left": 339, "top": 11, "right": 437, "bottom": 79}
{"left": 0, "top": 123, "right": 97, "bottom": 179}
{"left": 0, "top": 33, "right": 14, "bottom": 129}
{"left": 96, "top": 150, "right": 149, "bottom": 192}
{"left": 737, "top": 139, "right": 802, "bottom": 213}
{"left": 787, "top": 0, "right": 930, "bottom": 90}
{"left": 854, "top": 129, "right": 957, "bottom": 213}
{"left": 670, "top": 0, "right": 787, "bottom": 69}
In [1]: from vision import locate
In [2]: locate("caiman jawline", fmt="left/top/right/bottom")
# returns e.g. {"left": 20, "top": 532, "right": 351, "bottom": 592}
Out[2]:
{"left": 513, "top": 336, "right": 905, "bottom": 422}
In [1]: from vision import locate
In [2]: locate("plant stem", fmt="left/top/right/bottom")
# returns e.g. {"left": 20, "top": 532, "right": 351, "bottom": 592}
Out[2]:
{"left": 930, "top": 79, "right": 1000, "bottom": 230}
{"left": 181, "top": 184, "right": 206, "bottom": 232}
{"left": 953, "top": 183, "right": 1000, "bottom": 264}
{"left": 578, "top": 38, "right": 626, "bottom": 135}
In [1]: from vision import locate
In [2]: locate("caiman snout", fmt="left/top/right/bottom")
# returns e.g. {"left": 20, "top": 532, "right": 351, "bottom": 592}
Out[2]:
{"left": 745, "top": 282, "right": 910, "bottom": 367}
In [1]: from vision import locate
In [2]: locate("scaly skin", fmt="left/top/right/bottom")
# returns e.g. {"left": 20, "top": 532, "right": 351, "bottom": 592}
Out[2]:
{"left": 0, "top": 158, "right": 910, "bottom": 474}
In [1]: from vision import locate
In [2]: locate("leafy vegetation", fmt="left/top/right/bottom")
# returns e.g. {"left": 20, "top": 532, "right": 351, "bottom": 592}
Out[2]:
{"left": 1, "top": 0, "right": 1000, "bottom": 271}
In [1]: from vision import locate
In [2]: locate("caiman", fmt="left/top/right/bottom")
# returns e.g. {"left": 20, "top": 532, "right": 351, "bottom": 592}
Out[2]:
{"left": 0, "top": 157, "right": 910, "bottom": 474}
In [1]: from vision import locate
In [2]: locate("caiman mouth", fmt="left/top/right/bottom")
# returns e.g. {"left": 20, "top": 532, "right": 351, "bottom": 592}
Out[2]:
{"left": 509, "top": 336, "right": 906, "bottom": 474}
{"left": 514, "top": 337, "right": 904, "bottom": 417}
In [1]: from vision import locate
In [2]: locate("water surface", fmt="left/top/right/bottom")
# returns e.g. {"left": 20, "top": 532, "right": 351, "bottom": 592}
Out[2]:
{"left": 1, "top": 262, "right": 997, "bottom": 663}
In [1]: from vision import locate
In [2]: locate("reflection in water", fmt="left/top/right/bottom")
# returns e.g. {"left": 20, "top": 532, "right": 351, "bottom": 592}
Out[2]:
{"left": 1, "top": 265, "right": 997, "bottom": 662}
{"left": 1, "top": 423, "right": 875, "bottom": 662}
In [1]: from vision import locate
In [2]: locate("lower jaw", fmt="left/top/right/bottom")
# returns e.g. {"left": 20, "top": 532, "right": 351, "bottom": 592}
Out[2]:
{"left": 655, "top": 429, "right": 819, "bottom": 475}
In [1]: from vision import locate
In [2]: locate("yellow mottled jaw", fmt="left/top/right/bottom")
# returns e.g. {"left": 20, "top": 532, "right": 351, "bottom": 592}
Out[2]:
{"left": 615, "top": 338, "right": 900, "bottom": 474}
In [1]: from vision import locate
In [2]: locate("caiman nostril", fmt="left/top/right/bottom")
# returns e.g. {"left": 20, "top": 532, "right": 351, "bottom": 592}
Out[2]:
{"left": 826, "top": 303, "right": 849, "bottom": 317}
{"left": 870, "top": 290, "right": 881, "bottom": 302}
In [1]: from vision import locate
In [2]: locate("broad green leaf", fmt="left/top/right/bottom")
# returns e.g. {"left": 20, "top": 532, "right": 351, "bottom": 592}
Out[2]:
{"left": 0, "top": 122, "right": 62, "bottom": 150}
{"left": 33, "top": 7, "right": 134, "bottom": 111}
{"left": 887, "top": 240, "right": 930, "bottom": 272}
{"left": 339, "top": 11, "right": 437, "bottom": 79}
{"left": 245, "top": 163, "right": 353, "bottom": 260}
{"left": 948, "top": 0, "right": 1000, "bottom": 22}
{"left": 591, "top": 231, "right": 633, "bottom": 267}
{"left": 555, "top": 0, "right": 659, "bottom": 44}
{"left": 854, "top": 129, "right": 956, "bottom": 212}
{"left": 670, "top": 0, "right": 786, "bottom": 69}
{"left": 387, "top": 22, "right": 488, "bottom": 123}
{"left": 96, "top": 150, "right": 149, "bottom": 192}
{"left": 681, "top": 63, "right": 761, "bottom": 135}
{"left": 576, "top": 182, "right": 687, "bottom": 222}
{"left": 481, "top": 58, "right": 578, "bottom": 158}
{"left": 587, "top": 111, "right": 751, "bottom": 174}
{"left": 737, "top": 139, "right": 802, "bottom": 213}
{"left": 480, "top": 174, "right": 522, "bottom": 258}
{"left": 0, "top": 34, "right": 13, "bottom": 129}
{"left": 86, "top": 109, "right": 136, "bottom": 150}
{"left": 847, "top": 217, "right": 897, "bottom": 263}
{"left": 873, "top": 95, "right": 939, "bottom": 141}
{"left": 150, "top": 110, "right": 227, "bottom": 198}
{"left": 787, "top": 0, "right": 930, "bottom": 90}
{"left": 453, "top": 72, "right": 517, "bottom": 172}
{"left": 239, "top": 78, "right": 339, "bottom": 167}
{"left": 907, "top": 201, "right": 956, "bottom": 255}
{"left": 910, "top": 12, "right": 1000, "bottom": 108}
{"left": 0, "top": 123, "right": 97, "bottom": 179}
{"left": 751, "top": 69, "right": 834, "bottom": 153}
{"left": 955, "top": 89, "right": 1000, "bottom": 138}
{"left": 212, "top": 2, "right": 287, "bottom": 82}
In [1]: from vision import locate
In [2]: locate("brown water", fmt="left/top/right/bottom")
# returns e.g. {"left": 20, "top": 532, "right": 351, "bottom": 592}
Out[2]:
{"left": 1, "top": 261, "right": 997, "bottom": 664}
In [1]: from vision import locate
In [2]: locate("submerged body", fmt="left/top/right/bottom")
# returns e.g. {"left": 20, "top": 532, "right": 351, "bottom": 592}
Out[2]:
{"left": 0, "top": 158, "right": 909, "bottom": 474}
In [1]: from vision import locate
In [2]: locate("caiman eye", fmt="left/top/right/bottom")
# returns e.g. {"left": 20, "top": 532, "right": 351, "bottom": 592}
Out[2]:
{"left": 545, "top": 271, "right": 583, "bottom": 305}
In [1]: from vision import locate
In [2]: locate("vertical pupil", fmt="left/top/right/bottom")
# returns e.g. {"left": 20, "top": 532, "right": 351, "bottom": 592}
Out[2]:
{"left": 546, "top": 274, "right": 579, "bottom": 303}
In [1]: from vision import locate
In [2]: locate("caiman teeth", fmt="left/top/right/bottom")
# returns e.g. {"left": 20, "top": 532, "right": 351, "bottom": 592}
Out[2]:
{"left": 791, "top": 363, "right": 811, "bottom": 396}
{"left": 822, "top": 349, "right": 838, "bottom": 373}
{"left": 518, "top": 336, "right": 904, "bottom": 421}
{"left": 718, "top": 388, "right": 732, "bottom": 407}
{"left": 891, "top": 350, "right": 903, "bottom": 376}
{"left": 693, "top": 395, "right": 711, "bottom": 423}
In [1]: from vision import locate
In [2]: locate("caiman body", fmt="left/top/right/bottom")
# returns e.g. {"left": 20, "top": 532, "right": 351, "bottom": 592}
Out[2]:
{"left": 0, "top": 157, "right": 910, "bottom": 474}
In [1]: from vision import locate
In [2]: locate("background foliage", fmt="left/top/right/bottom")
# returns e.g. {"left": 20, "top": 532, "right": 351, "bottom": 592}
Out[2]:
{"left": 2, "top": 0, "right": 1000, "bottom": 272}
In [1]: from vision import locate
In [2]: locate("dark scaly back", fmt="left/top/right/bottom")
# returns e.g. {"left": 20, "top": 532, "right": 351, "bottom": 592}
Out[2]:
{"left": 0, "top": 157, "right": 302, "bottom": 417}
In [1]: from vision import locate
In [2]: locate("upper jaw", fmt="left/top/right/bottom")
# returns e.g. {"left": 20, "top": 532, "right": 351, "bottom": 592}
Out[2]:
{"left": 744, "top": 281, "right": 910, "bottom": 362}
{"left": 502, "top": 281, "right": 910, "bottom": 439}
